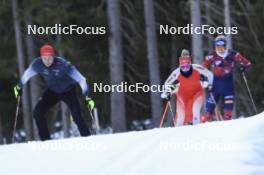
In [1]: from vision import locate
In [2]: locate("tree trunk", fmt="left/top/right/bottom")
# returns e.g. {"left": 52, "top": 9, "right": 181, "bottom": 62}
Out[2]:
{"left": 169, "top": 35, "right": 177, "bottom": 122}
{"left": 61, "top": 102, "right": 70, "bottom": 137}
{"left": 191, "top": 0, "right": 203, "bottom": 64}
{"left": 107, "top": 0, "right": 126, "bottom": 132}
{"left": 170, "top": 35, "right": 178, "bottom": 71}
{"left": 144, "top": 0, "right": 162, "bottom": 125}
{"left": 205, "top": 0, "right": 213, "bottom": 51}
{"left": 224, "top": 0, "right": 232, "bottom": 49}
{"left": 12, "top": 0, "right": 33, "bottom": 141}
{"left": 56, "top": 34, "right": 70, "bottom": 138}
{"left": 224, "top": 0, "right": 238, "bottom": 117}
{"left": 25, "top": 18, "right": 41, "bottom": 140}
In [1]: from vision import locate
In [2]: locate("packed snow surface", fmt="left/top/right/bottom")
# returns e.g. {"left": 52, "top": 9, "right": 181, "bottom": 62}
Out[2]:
{"left": 1, "top": 112, "right": 264, "bottom": 175}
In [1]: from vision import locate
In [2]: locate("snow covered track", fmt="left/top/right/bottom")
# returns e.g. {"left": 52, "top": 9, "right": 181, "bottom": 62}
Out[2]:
{"left": 1, "top": 113, "right": 264, "bottom": 175}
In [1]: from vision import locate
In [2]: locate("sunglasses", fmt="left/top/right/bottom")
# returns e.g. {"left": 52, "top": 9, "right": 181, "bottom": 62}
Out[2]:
{"left": 216, "top": 46, "right": 226, "bottom": 52}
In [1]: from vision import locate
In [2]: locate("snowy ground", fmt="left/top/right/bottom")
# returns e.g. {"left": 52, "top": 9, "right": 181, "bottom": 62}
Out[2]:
{"left": 0, "top": 112, "right": 264, "bottom": 175}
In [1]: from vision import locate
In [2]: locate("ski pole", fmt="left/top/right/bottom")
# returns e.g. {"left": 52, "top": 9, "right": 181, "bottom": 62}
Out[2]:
{"left": 12, "top": 96, "right": 21, "bottom": 143}
{"left": 93, "top": 108, "right": 101, "bottom": 131}
{"left": 242, "top": 72, "right": 258, "bottom": 114}
{"left": 159, "top": 101, "right": 169, "bottom": 128}
{"left": 87, "top": 107, "right": 99, "bottom": 135}
{"left": 168, "top": 102, "right": 175, "bottom": 126}
{"left": 209, "top": 93, "right": 223, "bottom": 121}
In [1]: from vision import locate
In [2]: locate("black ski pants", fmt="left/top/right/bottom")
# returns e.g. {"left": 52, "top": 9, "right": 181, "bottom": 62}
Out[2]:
{"left": 33, "top": 87, "right": 90, "bottom": 140}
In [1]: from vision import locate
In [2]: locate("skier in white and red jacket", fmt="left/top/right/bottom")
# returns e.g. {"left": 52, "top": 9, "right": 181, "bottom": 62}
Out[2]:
{"left": 161, "top": 49, "right": 213, "bottom": 126}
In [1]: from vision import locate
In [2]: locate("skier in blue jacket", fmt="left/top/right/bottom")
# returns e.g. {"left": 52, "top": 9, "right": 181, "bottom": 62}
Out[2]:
{"left": 203, "top": 35, "right": 252, "bottom": 121}
{"left": 14, "top": 44, "right": 95, "bottom": 140}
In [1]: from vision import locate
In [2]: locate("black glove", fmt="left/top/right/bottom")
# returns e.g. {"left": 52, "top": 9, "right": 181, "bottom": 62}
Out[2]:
{"left": 161, "top": 92, "right": 171, "bottom": 101}
{"left": 239, "top": 66, "right": 250, "bottom": 73}
{"left": 165, "top": 93, "right": 171, "bottom": 101}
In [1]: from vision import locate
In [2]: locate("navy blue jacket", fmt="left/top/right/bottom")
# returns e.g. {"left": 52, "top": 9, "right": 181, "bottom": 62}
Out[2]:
{"left": 18, "top": 57, "right": 89, "bottom": 96}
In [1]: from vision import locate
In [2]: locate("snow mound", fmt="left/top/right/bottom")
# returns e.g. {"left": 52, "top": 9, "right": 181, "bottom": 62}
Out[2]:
{"left": 1, "top": 112, "right": 264, "bottom": 175}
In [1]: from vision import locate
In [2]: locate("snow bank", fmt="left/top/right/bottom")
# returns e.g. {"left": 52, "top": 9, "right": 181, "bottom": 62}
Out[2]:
{"left": 0, "top": 112, "right": 264, "bottom": 175}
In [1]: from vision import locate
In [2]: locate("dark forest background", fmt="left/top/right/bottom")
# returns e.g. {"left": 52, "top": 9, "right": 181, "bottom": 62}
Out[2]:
{"left": 0, "top": 0, "right": 263, "bottom": 143}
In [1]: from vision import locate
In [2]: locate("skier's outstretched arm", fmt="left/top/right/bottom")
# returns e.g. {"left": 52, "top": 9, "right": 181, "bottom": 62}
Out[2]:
{"left": 161, "top": 68, "right": 180, "bottom": 100}
{"left": 18, "top": 64, "right": 38, "bottom": 87}
{"left": 234, "top": 52, "right": 252, "bottom": 72}
{"left": 202, "top": 55, "right": 213, "bottom": 69}
{"left": 14, "top": 62, "right": 38, "bottom": 98}
{"left": 164, "top": 68, "right": 180, "bottom": 87}
{"left": 68, "top": 66, "right": 89, "bottom": 96}
{"left": 68, "top": 65, "right": 95, "bottom": 110}
{"left": 193, "top": 64, "right": 214, "bottom": 88}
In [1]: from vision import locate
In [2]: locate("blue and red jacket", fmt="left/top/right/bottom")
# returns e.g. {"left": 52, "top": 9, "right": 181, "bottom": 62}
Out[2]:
{"left": 203, "top": 49, "right": 251, "bottom": 94}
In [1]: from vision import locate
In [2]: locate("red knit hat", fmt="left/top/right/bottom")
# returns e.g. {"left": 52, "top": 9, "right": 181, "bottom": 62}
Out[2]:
{"left": 40, "top": 44, "right": 54, "bottom": 56}
{"left": 180, "top": 58, "right": 191, "bottom": 66}
{"left": 179, "top": 49, "right": 191, "bottom": 66}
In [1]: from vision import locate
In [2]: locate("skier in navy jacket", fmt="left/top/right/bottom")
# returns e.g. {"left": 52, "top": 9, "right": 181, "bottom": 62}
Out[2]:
{"left": 203, "top": 35, "right": 252, "bottom": 121}
{"left": 14, "top": 44, "right": 95, "bottom": 140}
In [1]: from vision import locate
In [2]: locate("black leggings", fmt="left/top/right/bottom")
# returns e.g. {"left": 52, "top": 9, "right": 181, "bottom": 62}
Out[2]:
{"left": 33, "top": 87, "right": 90, "bottom": 140}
